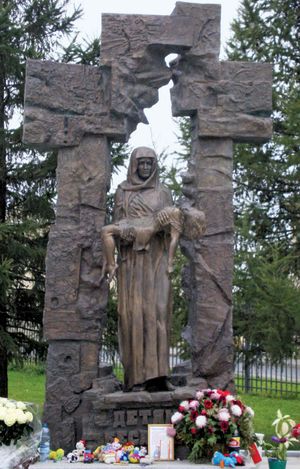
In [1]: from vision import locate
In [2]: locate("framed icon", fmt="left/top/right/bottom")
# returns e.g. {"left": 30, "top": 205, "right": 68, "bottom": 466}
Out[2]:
{"left": 148, "top": 424, "right": 174, "bottom": 461}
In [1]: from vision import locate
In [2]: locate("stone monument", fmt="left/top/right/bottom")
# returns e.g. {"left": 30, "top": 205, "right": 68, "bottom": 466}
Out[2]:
{"left": 23, "top": 2, "right": 272, "bottom": 451}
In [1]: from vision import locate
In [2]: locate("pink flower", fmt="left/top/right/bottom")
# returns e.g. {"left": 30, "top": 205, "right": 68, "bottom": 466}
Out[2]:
{"left": 218, "top": 408, "right": 230, "bottom": 422}
{"left": 210, "top": 390, "right": 221, "bottom": 400}
{"left": 189, "top": 400, "right": 200, "bottom": 410}
{"left": 171, "top": 412, "right": 184, "bottom": 424}
{"left": 225, "top": 394, "right": 235, "bottom": 403}
{"left": 195, "top": 415, "right": 207, "bottom": 429}
{"left": 245, "top": 406, "right": 255, "bottom": 418}
{"left": 178, "top": 400, "right": 189, "bottom": 412}
{"left": 231, "top": 404, "right": 242, "bottom": 417}
{"left": 166, "top": 427, "right": 176, "bottom": 437}
{"left": 195, "top": 390, "right": 204, "bottom": 400}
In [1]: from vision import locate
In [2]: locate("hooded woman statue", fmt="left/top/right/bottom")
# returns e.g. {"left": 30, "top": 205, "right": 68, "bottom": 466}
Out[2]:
{"left": 112, "top": 146, "right": 174, "bottom": 391}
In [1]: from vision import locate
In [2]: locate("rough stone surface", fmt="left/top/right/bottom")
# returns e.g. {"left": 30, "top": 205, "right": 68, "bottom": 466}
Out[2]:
{"left": 81, "top": 388, "right": 194, "bottom": 448}
{"left": 22, "top": 1, "right": 272, "bottom": 453}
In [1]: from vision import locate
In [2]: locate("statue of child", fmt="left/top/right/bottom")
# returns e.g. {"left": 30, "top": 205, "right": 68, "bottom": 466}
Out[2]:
{"left": 100, "top": 205, "right": 206, "bottom": 282}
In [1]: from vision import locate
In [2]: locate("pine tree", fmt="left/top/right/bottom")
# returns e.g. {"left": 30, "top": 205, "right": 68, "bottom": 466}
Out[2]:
{"left": 226, "top": 0, "right": 300, "bottom": 357}
{"left": 0, "top": 0, "right": 82, "bottom": 397}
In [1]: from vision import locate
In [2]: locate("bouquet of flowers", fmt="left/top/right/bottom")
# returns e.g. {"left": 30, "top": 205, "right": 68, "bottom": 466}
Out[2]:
{"left": 0, "top": 397, "right": 34, "bottom": 446}
{"left": 263, "top": 409, "right": 300, "bottom": 461}
{"left": 0, "top": 398, "right": 41, "bottom": 469}
{"left": 170, "top": 388, "right": 255, "bottom": 461}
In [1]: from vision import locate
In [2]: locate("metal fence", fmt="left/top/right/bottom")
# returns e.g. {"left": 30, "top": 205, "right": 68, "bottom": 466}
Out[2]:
{"left": 10, "top": 326, "right": 300, "bottom": 397}
{"left": 234, "top": 351, "right": 300, "bottom": 397}
{"left": 100, "top": 343, "right": 300, "bottom": 397}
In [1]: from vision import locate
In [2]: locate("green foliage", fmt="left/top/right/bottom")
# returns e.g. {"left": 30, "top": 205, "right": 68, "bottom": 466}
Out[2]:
{"left": 225, "top": 0, "right": 300, "bottom": 358}
{"left": 0, "top": 0, "right": 82, "bottom": 396}
{"left": 234, "top": 243, "right": 300, "bottom": 359}
{"left": 172, "top": 391, "right": 255, "bottom": 461}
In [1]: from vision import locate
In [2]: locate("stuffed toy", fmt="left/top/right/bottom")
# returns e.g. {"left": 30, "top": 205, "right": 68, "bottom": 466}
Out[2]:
{"left": 212, "top": 451, "right": 237, "bottom": 467}
{"left": 67, "top": 451, "right": 79, "bottom": 463}
{"left": 229, "top": 452, "right": 245, "bottom": 466}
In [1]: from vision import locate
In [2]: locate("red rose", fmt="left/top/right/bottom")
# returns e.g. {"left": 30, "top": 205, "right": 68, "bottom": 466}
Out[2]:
{"left": 190, "top": 427, "right": 197, "bottom": 435}
{"left": 190, "top": 410, "right": 199, "bottom": 421}
{"left": 220, "top": 421, "right": 229, "bottom": 433}
{"left": 201, "top": 409, "right": 207, "bottom": 416}
{"left": 204, "top": 399, "right": 213, "bottom": 409}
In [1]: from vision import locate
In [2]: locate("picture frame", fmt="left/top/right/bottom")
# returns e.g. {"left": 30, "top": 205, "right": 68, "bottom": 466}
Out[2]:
{"left": 148, "top": 424, "right": 175, "bottom": 461}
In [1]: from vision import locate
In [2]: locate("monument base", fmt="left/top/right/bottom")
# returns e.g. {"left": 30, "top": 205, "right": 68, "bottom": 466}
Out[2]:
{"left": 81, "top": 382, "right": 197, "bottom": 450}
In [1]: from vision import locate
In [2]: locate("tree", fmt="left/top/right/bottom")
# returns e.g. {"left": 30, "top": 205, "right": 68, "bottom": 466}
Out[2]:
{"left": 226, "top": 0, "right": 300, "bottom": 356}
{"left": 0, "top": 0, "right": 82, "bottom": 397}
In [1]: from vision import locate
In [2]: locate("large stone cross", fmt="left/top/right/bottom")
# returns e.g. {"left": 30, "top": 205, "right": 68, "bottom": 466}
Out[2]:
{"left": 23, "top": 2, "right": 272, "bottom": 450}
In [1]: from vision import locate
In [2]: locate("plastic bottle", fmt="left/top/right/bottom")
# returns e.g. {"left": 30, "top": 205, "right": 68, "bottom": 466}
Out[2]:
{"left": 39, "top": 423, "right": 50, "bottom": 462}
{"left": 228, "top": 429, "right": 240, "bottom": 452}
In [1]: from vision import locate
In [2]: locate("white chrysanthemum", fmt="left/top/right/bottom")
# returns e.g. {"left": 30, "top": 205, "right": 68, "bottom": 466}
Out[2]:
{"left": 0, "top": 397, "right": 8, "bottom": 404}
{"left": 179, "top": 400, "right": 189, "bottom": 411}
{"left": 0, "top": 405, "right": 6, "bottom": 420}
{"left": 4, "top": 409, "right": 17, "bottom": 427}
{"left": 231, "top": 404, "right": 242, "bottom": 417}
{"left": 16, "top": 401, "right": 27, "bottom": 411}
{"left": 225, "top": 395, "right": 235, "bottom": 403}
{"left": 5, "top": 400, "right": 16, "bottom": 409}
{"left": 16, "top": 409, "right": 27, "bottom": 425}
{"left": 195, "top": 415, "right": 207, "bottom": 428}
{"left": 171, "top": 412, "right": 184, "bottom": 424}
{"left": 245, "top": 406, "right": 255, "bottom": 418}
{"left": 189, "top": 400, "right": 200, "bottom": 410}
{"left": 195, "top": 390, "right": 204, "bottom": 400}
{"left": 25, "top": 411, "right": 33, "bottom": 423}
{"left": 218, "top": 408, "right": 230, "bottom": 422}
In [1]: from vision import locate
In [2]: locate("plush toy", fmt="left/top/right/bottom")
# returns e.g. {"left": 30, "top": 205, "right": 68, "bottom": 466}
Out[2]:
{"left": 128, "top": 447, "right": 140, "bottom": 463}
{"left": 67, "top": 451, "right": 79, "bottom": 463}
{"left": 103, "top": 451, "right": 117, "bottom": 464}
{"left": 76, "top": 440, "right": 86, "bottom": 462}
{"left": 139, "top": 447, "right": 147, "bottom": 458}
{"left": 140, "top": 456, "right": 153, "bottom": 466}
{"left": 93, "top": 445, "right": 104, "bottom": 461}
{"left": 49, "top": 448, "right": 64, "bottom": 461}
{"left": 229, "top": 452, "right": 245, "bottom": 466}
{"left": 212, "top": 451, "right": 237, "bottom": 467}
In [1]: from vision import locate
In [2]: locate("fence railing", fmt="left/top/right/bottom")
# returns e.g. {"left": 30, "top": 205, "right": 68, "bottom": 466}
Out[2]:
{"left": 100, "top": 343, "right": 300, "bottom": 397}
{"left": 10, "top": 325, "right": 300, "bottom": 397}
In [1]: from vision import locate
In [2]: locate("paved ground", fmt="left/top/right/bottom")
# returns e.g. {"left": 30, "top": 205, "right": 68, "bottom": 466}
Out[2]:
{"left": 29, "top": 457, "right": 300, "bottom": 468}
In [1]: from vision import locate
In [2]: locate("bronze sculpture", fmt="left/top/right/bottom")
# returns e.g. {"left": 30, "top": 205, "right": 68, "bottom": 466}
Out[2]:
{"left": 101, "top": 146, "right": 205, "bottom": 392}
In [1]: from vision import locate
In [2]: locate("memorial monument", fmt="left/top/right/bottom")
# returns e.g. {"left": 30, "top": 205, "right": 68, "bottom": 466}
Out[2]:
{"left": 23, "top": 2, "right": 272, "bottom": 451}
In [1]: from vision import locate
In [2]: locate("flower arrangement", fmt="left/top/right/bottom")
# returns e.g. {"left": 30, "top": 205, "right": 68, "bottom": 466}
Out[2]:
{"left": 263, "top": 410, "right": 300, "bottom": 461}
{"left": 0, "top": 397, "right": 34, "bottom": 446}
{"left": 170, "top": 388, "right": 255, "bottom": 461}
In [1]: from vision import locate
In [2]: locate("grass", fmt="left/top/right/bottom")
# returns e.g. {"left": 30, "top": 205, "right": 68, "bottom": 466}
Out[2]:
{"left": 7, "top": 364, "right": 300, "bottom": 449}
{"left": 8, "top": 362, "right": 46, "bottom": 413}
{"left": 236, "top": 375, "right": 299, "bottom": 398}
{"left": 239, "top": 392, "right": 300, "bottom": 443}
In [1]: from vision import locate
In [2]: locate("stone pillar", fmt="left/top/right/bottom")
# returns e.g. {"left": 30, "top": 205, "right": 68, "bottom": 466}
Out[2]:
{"left": 43, "top": 136, "right": 110, "bottom": 447}
{"left": 181, "top": 130, "right": 234, "bottom": 389}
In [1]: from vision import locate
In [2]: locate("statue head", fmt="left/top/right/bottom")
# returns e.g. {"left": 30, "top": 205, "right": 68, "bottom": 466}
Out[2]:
{"left": 182, "top": 206, "right": 206, "bottom": 240}
{"left": 122, "top": 147, "right": 158, "bottom": 190}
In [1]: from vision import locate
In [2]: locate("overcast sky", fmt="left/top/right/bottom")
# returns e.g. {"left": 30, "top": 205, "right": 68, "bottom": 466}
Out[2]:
{"left": 68, "top": 0, "right": 241, "bottom": 185}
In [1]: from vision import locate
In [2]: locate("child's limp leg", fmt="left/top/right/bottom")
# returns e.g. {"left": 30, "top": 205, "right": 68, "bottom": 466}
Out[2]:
{"left": 100, "top": 224, "right": 120, "bottom": 282}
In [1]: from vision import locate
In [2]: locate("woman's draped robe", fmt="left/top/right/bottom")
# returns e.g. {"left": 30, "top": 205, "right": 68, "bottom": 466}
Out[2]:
{"left": 114, "top": 183, "right": 173, "bottom": 391}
